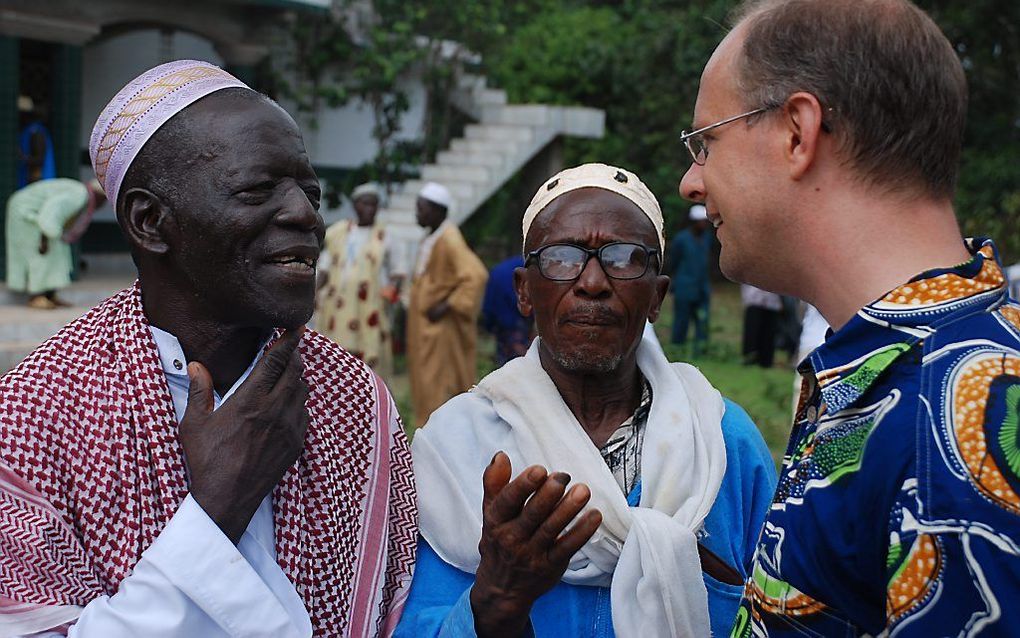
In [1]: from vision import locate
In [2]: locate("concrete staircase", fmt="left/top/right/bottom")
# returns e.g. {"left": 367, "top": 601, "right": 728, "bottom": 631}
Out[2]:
{"left": 378, "top": 73, "right": 605, "bottom": 267}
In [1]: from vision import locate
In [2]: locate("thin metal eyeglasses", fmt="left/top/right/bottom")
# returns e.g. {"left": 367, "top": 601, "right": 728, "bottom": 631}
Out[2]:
{"left": 680, "top": 106, "right": 772, "bottom": 166}
{"left": 681, "top": 104, "right": 834, "bottom": 165}
{"left": 525, "top": 242, "right": 660, "bottom": 281}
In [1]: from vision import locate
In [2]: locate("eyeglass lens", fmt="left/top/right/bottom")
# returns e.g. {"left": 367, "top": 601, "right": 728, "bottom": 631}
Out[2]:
{"left": 683, "top": 133, "right": 707, "bottom": 165}
{"left": 538, "top": 243, "right": 651, "bottom": 280}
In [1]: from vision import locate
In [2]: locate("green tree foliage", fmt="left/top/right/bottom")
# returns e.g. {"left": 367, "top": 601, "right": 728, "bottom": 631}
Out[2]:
{"left": 272, "top": 7, "right": 419, "bottom": 187}
{"left": 486, "top": 1, "right": 735, "bottom": 234}
{"left": 483, "top": 0, "right": 1019, "bottom": 261}
{"left": 279, "top": 0, "right": 1018, "bottom": 264}
{"left": 919, "top": 0, "right": 1020, "bottom": 263}
{"left": 275, "top": 1, "right": 552, "bottom": 190}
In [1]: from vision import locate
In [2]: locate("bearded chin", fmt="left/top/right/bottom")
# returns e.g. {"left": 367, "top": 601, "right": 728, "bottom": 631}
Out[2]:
{"left": 550, "top": 346, "right": 624, "bottom": 374}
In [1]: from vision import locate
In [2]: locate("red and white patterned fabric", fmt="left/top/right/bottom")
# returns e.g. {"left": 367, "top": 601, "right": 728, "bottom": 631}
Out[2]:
{"left": 0, "top": 284, "right": 417, "bottom": 636}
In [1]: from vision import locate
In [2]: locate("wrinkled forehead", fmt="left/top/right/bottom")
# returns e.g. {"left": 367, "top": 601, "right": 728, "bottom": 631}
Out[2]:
{"left": 165, "top": 96, "right": 307, "bottom": 179}
{"left": 526, "top": 187, "right": 658, "bottom": 250}
{"left": 181, "top": 91, "right": 301, "bottom": 146}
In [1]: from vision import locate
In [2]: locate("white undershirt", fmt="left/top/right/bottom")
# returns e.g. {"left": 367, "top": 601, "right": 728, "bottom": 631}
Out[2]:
{"left": 20, "top": 327, "right": 311, "bottom": 638}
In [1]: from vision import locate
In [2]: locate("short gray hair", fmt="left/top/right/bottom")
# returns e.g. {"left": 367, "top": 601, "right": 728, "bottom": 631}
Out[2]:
{"left": 731, "top": 0, "right": 967, "bottom": 199}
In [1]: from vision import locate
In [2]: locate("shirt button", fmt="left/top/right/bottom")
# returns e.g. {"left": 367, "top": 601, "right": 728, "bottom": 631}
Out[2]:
{"left": 173, "top": 359, "right": 184, "bottom": 371}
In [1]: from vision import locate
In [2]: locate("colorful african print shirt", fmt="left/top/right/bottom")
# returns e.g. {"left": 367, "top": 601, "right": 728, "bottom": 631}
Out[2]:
{"left": 732, "top": 238, "right": 1020, "bottom": 637}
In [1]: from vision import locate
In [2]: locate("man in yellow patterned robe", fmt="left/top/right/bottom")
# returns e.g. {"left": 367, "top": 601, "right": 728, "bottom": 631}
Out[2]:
{"left": 317, "top": 183, "right": 404, "bottom": 374}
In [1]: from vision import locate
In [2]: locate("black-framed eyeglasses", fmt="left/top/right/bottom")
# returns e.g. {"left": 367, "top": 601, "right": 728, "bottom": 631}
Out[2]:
{"left": 680, "top": 106, "right": 772, "bottom": 166}
{"left": 525, "top": 242, "right": 660, "bottom": 281}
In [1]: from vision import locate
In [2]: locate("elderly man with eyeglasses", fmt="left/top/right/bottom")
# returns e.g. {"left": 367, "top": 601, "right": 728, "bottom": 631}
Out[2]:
{"left": 394, "top": 163, "right": 776, "bottom": 638}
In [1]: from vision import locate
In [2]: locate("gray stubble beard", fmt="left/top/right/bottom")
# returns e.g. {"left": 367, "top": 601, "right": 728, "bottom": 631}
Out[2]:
{"left": 549, "top": 347, "right": 624, "bottom": 375}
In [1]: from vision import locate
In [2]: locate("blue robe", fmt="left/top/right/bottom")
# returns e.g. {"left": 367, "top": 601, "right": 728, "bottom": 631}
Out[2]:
{"left": 395, "top": 399, "right": 777, "bottom": 637}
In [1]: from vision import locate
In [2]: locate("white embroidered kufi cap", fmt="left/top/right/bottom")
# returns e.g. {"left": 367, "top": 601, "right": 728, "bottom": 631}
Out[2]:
{"left": 522, "top": 163, "right": 664, "bottom": 250}
{"left": 89, "top": 60, "right": 251, "bottom": 210}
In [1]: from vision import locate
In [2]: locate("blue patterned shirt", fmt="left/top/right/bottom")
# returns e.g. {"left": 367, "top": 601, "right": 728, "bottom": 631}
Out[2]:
{"left": 733, "top": 238, "right": 1020, "bottom": 637}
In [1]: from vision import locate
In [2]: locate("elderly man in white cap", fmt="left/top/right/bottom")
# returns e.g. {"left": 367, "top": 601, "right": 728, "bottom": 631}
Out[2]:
{"left": 317, "top": 182, "right": 406, "bottom": 374}
{"left": 406, "top": 181, "right": 487, "bottom": 427}
{"left": 664, "top": 203, "right": 713, "bottom": 355}
{"left": 0, "top": 61, "right": 416, "bottom": 637}
{"left": 395, "top": 163, "right": 776, "bottom": 638}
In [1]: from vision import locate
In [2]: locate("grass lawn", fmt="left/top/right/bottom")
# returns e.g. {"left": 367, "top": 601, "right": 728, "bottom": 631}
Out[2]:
{"left": 388, "top": 281, "right": 796, "bottom": 465}
{"left": 654, "top": 282, "right": 797, "bottom": 464}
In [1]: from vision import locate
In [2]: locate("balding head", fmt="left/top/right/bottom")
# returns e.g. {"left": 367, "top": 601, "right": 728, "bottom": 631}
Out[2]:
{"left": 728, "top": 0, "right": 967, "bottom": 199}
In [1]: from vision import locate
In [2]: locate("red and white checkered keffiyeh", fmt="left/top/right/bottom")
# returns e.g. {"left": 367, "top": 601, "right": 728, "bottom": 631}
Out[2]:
{"left": 0, "top": 284, "right": 417, "bottom": 636}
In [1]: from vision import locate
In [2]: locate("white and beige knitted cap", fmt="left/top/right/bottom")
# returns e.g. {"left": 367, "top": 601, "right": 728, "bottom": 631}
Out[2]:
{"left": 521, "top": 163, "right": 664, "bottom": 250}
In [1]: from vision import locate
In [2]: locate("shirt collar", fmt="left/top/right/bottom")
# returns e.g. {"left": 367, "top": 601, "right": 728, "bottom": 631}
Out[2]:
{"left": 148, "top": 325, "right": 268, "bottom": 402}
{"left": 803, "top": 237, "right": 1008, "bottom": 414}
{"left": 150, "top": 325, "right": 190, "bottom": 376}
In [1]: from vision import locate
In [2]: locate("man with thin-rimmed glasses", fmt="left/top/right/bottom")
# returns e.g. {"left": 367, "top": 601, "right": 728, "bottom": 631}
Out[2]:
{"left": 680, "top": 0, "right": 1020, "bottom": 636}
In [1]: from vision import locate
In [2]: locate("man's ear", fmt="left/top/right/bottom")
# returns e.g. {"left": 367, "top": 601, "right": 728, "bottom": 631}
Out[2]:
{"left": 513, "top": 266, "right": 533, "bottom": 317}
{"left": 118, "top": 188, "right": 171, "bottom": 257}
{"left": 782, "top": 92, "right": 826, "bottom": 181}
{"left": 646, "top": 274, "right": 671, "bottom": 322}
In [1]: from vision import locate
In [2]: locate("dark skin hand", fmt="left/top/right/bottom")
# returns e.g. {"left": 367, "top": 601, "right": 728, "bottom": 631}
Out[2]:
{"left": 179, "top": 327, "right": 310, "bottom": 544}
{"left": 38, "top": 234, "right": 48, "bottom": 255}
{"left": 471, "top": 452, "right": 603, "bottom": 638}
{"left": 426, "top": 298, "right": 451, "bottom": 322}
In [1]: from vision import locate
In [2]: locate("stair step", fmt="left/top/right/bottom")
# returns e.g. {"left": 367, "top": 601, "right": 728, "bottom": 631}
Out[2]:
{"left": 377, "top": 209, "right": 414, "bottom": 223}
{"left": 457, "top": 73, "right": 486, "bottom": 92}
{"left": 436, "top": 149, "right": 506, "bottom": 169}
{"left": 560, "top": 106, "right": 607, "bottom": 139}
{"left": 422, "top": 163, "right": 491, "bottom": 183}
{"left": 481, "top": 104, "right": 553, "bottom": 127}
{"left": 374, "top": 74, "right": 605, "bottom": 240}
{"left": 473, "top": 88, "right": 507, "bottom": 106}
{"left": 465, "top": 124, "right": 534, "bottom": 143}
{"left": 387, "top": 193, "right": 419, "bottom": 212}
{"left": 449, "top": 137, "right": 520, "bottom": 155}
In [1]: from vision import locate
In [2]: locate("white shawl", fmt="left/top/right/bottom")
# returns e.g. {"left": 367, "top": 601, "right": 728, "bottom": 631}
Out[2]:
{"left": 413, "top": 331, "right": 727, "bottom": 637}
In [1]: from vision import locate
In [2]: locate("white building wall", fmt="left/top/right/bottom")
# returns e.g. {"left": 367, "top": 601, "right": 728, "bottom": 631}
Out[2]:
{"left": 288, "top": 75, "right": 427, "bottom": 169}
{"left": 80, "top": 29, "right": 223, "bottom": 150}
{"left": 78, "top": 26, "right": 427, "bottom": 226}
{"left": 82, "top": 28, "right": 428, "bottom": 171}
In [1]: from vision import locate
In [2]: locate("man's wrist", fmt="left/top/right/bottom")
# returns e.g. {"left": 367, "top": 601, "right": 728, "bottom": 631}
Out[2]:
{"left": 190, "top": 488, "right": 251, "bottom": 544}
{"left": 469, "top": 582, "right": 531, "bottom": 638}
